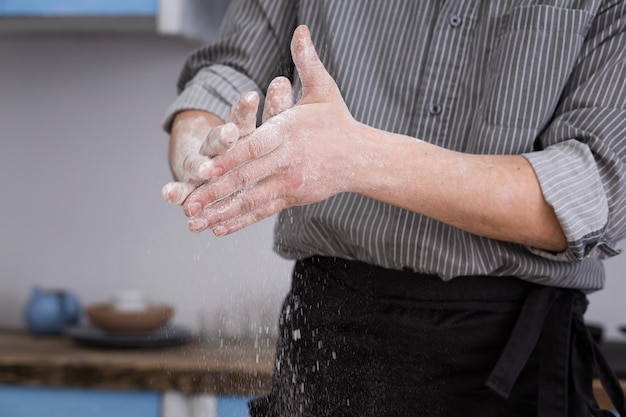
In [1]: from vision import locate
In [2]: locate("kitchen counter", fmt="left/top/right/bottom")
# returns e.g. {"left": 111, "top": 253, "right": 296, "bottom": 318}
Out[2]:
{"left": 0, "top": 329, "right": 274, "bottom": 396}
{"left": 1, "top": 329, "right": 625, "bottom": 411}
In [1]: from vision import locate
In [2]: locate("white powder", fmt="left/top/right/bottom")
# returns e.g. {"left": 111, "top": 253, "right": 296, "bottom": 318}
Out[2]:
{"left": 292, "top": 328, "right": 301, "bottom": 341}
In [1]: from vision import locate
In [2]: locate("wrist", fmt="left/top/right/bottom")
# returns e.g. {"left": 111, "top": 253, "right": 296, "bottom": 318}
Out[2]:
{"left": 346, "top": 123, "right": 415, "bottom": 199}
{"left": 172, "top": 110, "right": 224, "bottom": 129}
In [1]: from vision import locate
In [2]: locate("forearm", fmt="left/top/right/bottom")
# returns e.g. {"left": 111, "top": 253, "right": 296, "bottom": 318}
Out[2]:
{"left": 350, "top": 123, "right": 568, "bottom": 252}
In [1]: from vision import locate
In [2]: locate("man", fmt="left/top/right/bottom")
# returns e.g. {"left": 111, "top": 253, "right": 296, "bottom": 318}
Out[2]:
{"left": 163, "top": 2, "right": 626, "bottom": 416}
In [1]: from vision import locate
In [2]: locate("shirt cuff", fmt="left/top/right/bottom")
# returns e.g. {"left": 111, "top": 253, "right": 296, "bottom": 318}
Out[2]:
{"left": 161, "top": 64, "right": 264, "bottom": 132}
{"left": 522, "top": 139, "right": 618, "bottom": 262}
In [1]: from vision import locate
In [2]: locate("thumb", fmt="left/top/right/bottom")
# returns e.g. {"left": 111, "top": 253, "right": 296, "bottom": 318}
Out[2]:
{"left": 290, "top": 25, "right": 341, "bottom": 104}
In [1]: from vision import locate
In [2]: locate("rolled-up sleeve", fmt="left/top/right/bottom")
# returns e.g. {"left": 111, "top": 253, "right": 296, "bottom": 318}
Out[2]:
{"left": 162, "top": 0, "right": 297, "bottom": 131}
{"left": 163, "top": 65, "right": 262, "bottom": 129}
{"left": 522, "top": 2, "right": 626, "bottom": 262}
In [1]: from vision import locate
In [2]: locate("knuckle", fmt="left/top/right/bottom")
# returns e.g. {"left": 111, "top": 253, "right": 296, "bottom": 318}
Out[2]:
{"left": 238, "top": 192, "right": 257, "bottom": 213}
{"left": 182, "top": 156, "right": 193, "bottom": 171}
{"left": 204, "top": 134, "right": 222, "bottom": 157}
{"left": 248, "top": 201, "right": 277, "bottom": 224}
{"left": 233, "top": 168, "right": 251, "bottom": 188}
{"left": 268, "top": 199, "right": 287, "bottom": 215}
{"left": 219, "top": 132, "right": 237, "bottom": 150}
{"left": 208, "top": 124, "right": 238, "bottom": 156}
{"left": 245, "top": 140, "right": 261, "bottom": 158}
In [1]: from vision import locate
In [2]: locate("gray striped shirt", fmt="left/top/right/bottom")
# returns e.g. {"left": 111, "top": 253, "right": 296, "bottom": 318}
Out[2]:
{"left": 164, "top": 0, "right": 626, "bottom": 290}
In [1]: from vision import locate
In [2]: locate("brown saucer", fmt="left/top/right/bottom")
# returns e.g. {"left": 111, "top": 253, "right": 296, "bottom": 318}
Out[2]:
{"left": 86, "top": 303, "right": 174, "bottom": 333}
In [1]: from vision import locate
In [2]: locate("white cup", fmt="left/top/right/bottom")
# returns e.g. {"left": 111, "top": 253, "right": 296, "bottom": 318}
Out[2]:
{"left": 111, "top": 289, "right": 148, "bottom": 311}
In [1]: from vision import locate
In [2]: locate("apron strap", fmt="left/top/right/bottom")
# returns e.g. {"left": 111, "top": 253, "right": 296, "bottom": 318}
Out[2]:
{"left": 571, "top": 312, "right": 625, "bottom": 416}
{"left": 485, "top": 286, "right": 557, "bottom": 398}
{"left": 485, "top": 286, "right": 625, "bottom": 416}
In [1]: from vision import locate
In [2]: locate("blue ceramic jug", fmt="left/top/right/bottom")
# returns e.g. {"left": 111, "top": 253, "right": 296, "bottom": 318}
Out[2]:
{"left": 24, "top": 287, "right": 81, "bottom": 334}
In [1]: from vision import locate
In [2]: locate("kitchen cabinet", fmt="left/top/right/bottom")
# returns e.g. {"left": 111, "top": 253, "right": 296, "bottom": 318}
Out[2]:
{"left": 0, "top": 0, "right": 229, "bottom": 41}
{"left": 0, "top": 386, "right": 253, "bottom": 417}
{"left": 0, "top": 0, "right": 157, "bottom": 34}
{"left": 0, "top": 0, "right": 157, "bottom": 16}
{"left": 0, "top": 386, "right": 160, "bottom": 417}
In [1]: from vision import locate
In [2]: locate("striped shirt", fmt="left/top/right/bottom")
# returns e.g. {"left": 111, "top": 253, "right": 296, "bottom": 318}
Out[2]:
{"left": 164, "top": 0, "right": 626, "bottom": 290}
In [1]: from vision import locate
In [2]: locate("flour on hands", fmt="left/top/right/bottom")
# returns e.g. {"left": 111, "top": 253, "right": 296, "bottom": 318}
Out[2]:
{"left": 185, "top": 25, "right": 361, "bottom": 235}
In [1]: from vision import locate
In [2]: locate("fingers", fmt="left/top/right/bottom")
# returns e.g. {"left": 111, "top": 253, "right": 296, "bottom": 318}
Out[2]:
{"left": 262, "top": 76, "right": 294, "bottom": 123}
{"left": 199, "top": 122, "right": 238, "bottom": 158}
{"left": 199, "top": 92, "right": 259, "bottom": 159}
{"left": 290, "top": 25, "right": 341, "bottom": 103}
{"left": 187, "top": 178, "right": 288, "bottom": 235}
{"left": 228, "top": 91, "right": 259, "bottom": 137}
{"left": 195, "top": 91, "right": 261, "bottom": 181}
{"left": 205, "top": 77, "right": 293, "bottom": 180}
{"left": 182, "top": 154, "right": 212, "bottom": 183}
{"left": 212, "top": 198, "right": 287, "bottom": 236}
{"left": 162, "top": 181, "right": 199, "bottom": 205}
{"left": 183, "top": 140, "right": 285, "bottom": 218}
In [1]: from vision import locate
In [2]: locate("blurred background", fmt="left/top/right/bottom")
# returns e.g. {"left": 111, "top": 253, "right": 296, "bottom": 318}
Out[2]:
{"left": 0, "top": 0, "right": 625, "bottom": 347}
{"left": 0, "top": 0, "right": 293, "bottom": 340}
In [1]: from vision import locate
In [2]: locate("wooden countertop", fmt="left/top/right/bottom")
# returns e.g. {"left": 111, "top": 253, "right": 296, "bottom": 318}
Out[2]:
{"left": 593, "top": 379, "right": 626, "bottom": 411}
{"left": 0, "top": 329, "right": 624, "bottom": 410}
{"left": 0, "top": 329, "right": 274, "bottom": 395}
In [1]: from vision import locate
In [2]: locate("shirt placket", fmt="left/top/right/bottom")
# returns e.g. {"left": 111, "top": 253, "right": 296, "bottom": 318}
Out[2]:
{"left": 411, "top": 0, "right": 478, "bottom": 147}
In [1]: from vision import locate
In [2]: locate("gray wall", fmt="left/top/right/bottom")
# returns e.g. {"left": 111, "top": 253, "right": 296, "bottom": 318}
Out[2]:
{"left": 0, "top": 29, "right": 624, "bottom": 339}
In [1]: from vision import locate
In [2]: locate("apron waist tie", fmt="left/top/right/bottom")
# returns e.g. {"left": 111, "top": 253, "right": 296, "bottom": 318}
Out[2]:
{"left": 486, "top": 286, "right": 625, "bottom": 416}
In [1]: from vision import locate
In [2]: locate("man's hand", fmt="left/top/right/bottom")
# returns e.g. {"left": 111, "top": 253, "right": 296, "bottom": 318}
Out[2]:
{"left": 183, "top": 25, "right": 360, "bottom": 235}
{"left": 162, "top": 88, "right": 262, "bottom": 205}
{"left": 161, "top": 111, "right": 221, "bottom": 205}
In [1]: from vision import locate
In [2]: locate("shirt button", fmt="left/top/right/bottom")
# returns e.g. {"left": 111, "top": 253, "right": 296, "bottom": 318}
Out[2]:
{"left": 428, "top": 103, "right": 442, "bottom": 115}
{"left": 449, "top": 14, "right": 462, "bottom": 28}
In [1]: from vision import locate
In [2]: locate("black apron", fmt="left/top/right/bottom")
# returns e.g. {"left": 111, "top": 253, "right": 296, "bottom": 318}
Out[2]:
{"left": 250, "top": 256, "right": 624, "bottom": 417}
